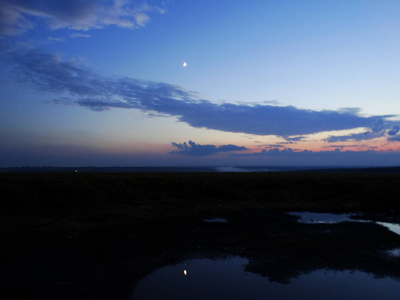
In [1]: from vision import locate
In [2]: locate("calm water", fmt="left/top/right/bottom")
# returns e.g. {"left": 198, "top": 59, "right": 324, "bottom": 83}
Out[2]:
{"left": 289, "top": 212, "right": 400, "bottom": 236}
{"left": 131, "top": 256, "right": 400, "bottom": 299}
{"left": 132, "top": 213, "right": 400, "bottom": 299}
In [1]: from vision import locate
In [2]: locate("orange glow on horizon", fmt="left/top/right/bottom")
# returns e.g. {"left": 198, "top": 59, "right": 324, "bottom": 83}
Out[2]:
{"left": 245, "top": 136, "right": 400, "bottom": 154}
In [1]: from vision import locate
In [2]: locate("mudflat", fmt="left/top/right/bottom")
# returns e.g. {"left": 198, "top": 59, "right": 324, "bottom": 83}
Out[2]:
{"left": 1, "top": 172, "right": 400, "bottom": 299}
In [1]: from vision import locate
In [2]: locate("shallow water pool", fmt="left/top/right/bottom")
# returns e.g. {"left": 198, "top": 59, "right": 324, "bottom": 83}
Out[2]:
{"left": 131, "top": 256, "right": 400, "bottom": 299}
{"left": 289, "top": 212, "right": 400, "bottom": 236}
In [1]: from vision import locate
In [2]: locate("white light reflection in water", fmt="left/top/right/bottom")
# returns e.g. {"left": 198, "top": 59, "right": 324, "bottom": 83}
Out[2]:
{"left": 377, "top": 222, "right": 400, "bottom": 236}
{"left": 131, "top": 256, "right": 400, "bottom": 299}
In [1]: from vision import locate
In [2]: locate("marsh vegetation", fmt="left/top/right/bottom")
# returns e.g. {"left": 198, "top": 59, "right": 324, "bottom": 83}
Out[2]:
{"left": 1, "top": 172, "right": 400, "bottom": 299}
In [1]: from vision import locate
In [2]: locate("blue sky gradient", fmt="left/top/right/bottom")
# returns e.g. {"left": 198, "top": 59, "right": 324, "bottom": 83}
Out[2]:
{"left": 1, "top": 0, "right": 400, "bottom": 167}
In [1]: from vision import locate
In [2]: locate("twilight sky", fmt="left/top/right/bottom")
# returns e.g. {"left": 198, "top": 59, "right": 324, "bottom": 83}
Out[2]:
{"left": 1, "top": 0, "right": 400, "bottom": 167}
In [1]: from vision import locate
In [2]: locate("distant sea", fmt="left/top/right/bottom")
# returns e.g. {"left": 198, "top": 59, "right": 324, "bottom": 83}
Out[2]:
{"left": 1, "top": 166, "right": 400, "bottom": 173}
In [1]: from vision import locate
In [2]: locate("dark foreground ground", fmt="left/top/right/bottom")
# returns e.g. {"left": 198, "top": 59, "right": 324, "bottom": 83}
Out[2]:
{"left": 2, "top": 172, "right": 400, "bottom": 299}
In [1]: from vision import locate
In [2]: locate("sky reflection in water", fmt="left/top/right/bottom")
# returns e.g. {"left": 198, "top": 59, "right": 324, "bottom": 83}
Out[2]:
{"left": 289, "top": 212, "right": 400, "bottom": 236}
{"left": 131, "top": 213, "right": 400, "bottom": 299}
{"left": 131, "top": 256, "right": 400, "bottom": 299}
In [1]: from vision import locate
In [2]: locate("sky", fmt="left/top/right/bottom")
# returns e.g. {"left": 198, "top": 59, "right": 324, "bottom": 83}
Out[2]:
{"left": 1, "top": 0, "right": 400, "bottom": 167}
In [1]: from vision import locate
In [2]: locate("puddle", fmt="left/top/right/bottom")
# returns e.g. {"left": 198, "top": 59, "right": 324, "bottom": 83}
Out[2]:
{"left": 377, "top": 222, "right": 400, "bottom": 236}
{"left": 289, "top": 212, "right": 400, "bottom": 236}
{"left": 131, "top": 257, "right": 400, "bottom": 299}
{"left": 387, "top": 248, "right": 400, "bottom": 257}
{"left": 203, "top": 218, "right": 227, "bottom": 223}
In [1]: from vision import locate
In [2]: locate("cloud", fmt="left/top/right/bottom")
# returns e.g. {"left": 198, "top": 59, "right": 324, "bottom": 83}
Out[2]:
{"left": 233, "top": 147, "right": 382, "bottom": 158}
{"left": 226, "top": 147, "right": 400, "bottom": 166}
{"left": 386, "top": 125, "right": 400, "bottom": 142}
{"left": 325, "top": 130, "right": 383, "bottom": 143}
{"left": 388, "top": 125, "right": 400, "bottom": 136}
{"left": 337, "top": 107, "right": 363, "bottom": 114}
{"left": 372, "top": 119, "right": 385, "bottom": 132}
{"left": 47, "top": 36, "right": 65, "bottom": 42}
{"left": 285, "top": 136, "right": 306, "bottom": 142}
{"left": 324, "top": 145, "right": 360, "bottom": 149}
{"left": 265, "top": 144, "right": 285, "bottom": 149}
{"left": 0, "top": 0, "right": 166, "bottom": 35}
{"left": 388, "top": 135, "right": 400, "bottom": 142}
{"left": 325, "top": 121, "right": 400, "bottom": 143}
{"left": 171, "top": 140, "right": 247, "bottom": 156}
{"left": 10, "top": 49, "right": 399, "bottom": 137}
{"left": 70, "top": 33, "right": 90, "bottom": 38}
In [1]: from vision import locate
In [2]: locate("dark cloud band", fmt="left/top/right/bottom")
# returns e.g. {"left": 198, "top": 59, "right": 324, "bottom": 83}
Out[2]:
{"left": 0, "top": 0, "right": 165, "bottom": 35}
{"left": 171, "top": 140, "right": 247, "bottom": 156}
{"left": 10, "top": 49, "right": 398, "bottom": 138}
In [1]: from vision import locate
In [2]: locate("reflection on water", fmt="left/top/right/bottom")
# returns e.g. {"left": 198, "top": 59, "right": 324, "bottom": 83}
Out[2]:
{"left": 377, "top": 222, "right": 400, "bottom": 236}
{"left": 131, "top": 256, "right": 400, "bottom": 299}
{"left": 289, "top": 212, "right": 400, "bottom": 236}
{"left": 387, "top": 248, "right": 400, "bottom": 257}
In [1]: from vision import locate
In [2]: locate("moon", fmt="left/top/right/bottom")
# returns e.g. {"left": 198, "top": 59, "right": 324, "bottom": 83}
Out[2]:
{"left": 182, "top": 62, "right": 187, "bottom": 67}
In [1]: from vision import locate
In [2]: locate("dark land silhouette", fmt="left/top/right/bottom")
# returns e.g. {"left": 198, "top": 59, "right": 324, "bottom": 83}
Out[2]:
{"left": 1, "top": 171, "right": 400, "bottom": 299}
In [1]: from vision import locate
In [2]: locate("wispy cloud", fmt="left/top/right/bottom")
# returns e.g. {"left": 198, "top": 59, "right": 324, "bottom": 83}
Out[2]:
{"left": 324, "top": 120, "right": 397, "bottom": 143}
{"left": 47, "top": 36, "right": 65, "bottom": 42}
{"left": 171, "top": 140, "right": 247, "bottom": 156}
{"left": 388, "top": 125, "right": 400, "bottom": 136}
{"left": 10, "top": 49, "right": 400, "bottom": 139}
{"left": 265, "top": 144, "right": 285, "bottom": 149}
{"left": 285, "top": 136, "right": 306, "bottom": 142}
{"left": 70, "top": 33, "right": 90, "bottom": 39}
{"left": 325, "top": 130, "right": 382, "bottom": 143}
{"left": 388, "top": 135, "right": 400, "bottom": 142}
{"left": 0, "top": 0, "right": 166, "bottom": 35}
{"left": 324, "top": 145, "right": 361, "bottom": 149}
